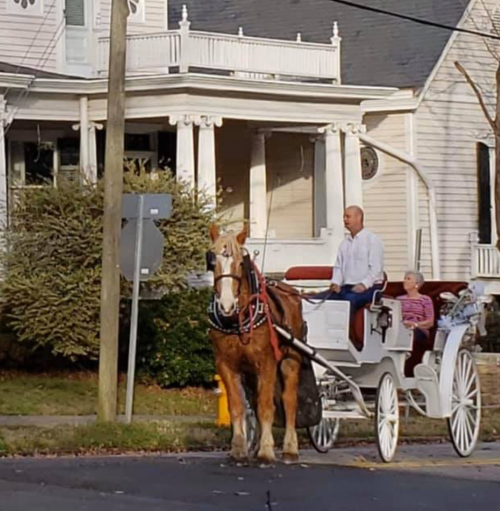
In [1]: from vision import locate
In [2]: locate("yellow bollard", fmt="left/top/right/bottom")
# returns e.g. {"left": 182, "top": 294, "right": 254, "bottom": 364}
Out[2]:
{"left": 214, "top": 375, "right": 231, "bottom": 427}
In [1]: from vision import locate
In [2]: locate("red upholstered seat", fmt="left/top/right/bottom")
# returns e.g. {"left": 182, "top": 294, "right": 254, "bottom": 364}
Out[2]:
{"left": 285, "top": 266, "right": 333, "bottom": 281}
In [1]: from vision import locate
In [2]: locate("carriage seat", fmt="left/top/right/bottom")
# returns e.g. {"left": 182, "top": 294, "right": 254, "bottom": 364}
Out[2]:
{"left": 349, "top": 281, "right": 468, "bottom": 352}
{"left": 283, "top": 267, "right": 468, "bottom": 363}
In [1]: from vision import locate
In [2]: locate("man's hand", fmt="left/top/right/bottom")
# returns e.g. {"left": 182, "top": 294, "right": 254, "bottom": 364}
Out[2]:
{"left": 352, "top": 284, "right": 367, "bottom": 293}
{"left": 329, "top": 283, "right": 341, "bottom": 294}
{"left": 403, "top": 320, "right": 416, "bottom": 329}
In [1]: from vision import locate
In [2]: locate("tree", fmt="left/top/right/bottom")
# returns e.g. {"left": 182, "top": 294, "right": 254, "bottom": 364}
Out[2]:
{"left": 454, "top": 0, "right": 500, "bottom": 250}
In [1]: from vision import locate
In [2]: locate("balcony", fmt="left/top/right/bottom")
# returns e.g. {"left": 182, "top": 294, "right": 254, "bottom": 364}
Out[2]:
{"left": 471, "top": 237, "right": 500, "bottom": 279}
{"left": 97, "top": 8, "right": 341, "bottom": 83}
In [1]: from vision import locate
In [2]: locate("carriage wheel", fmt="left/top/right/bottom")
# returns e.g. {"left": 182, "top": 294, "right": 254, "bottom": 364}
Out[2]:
{"left": 307, "top": 415, "right": 341, "bottom": 454}
{"left": 244, "top": 396, "right": 259, "bottom": 454}
{"left": 375, "top": 372, "right": 399, "bottom": 463}
{"left": 447, "top": 349, "right": 481, "bottom": 457}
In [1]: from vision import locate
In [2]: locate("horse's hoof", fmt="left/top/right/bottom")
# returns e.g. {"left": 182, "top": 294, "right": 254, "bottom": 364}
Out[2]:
{"left": 257, "top": 456, "right": 276, "bottom": 468}
{"left": 228, "top": 453, "right": 249, "bottom": 466}
{"left": 282, "top": 453, "right": 299, "bottom": 465}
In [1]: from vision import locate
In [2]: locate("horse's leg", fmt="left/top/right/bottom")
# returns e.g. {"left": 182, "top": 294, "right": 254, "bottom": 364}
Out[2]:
{"left": 280, "top": 354, "right": 301, "bottom": 464}
{"left": 217, "top": 362, "right": 248, "bottom": 462}
{"left": 256, "top": 358, "right": 277, "bottom": 465}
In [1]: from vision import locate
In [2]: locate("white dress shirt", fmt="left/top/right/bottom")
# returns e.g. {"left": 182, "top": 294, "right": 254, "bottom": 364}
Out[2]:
{"left": 331, "top": 228, "right": 384, "bottom": 289}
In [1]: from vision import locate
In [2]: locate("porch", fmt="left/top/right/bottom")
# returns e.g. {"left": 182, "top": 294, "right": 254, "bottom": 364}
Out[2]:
{"left": 471, "top": 234, "right": 500, "bottom": 294}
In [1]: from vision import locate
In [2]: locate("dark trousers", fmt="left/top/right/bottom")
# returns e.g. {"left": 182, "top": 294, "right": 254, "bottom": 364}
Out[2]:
{"left": 315, "top": 284, "right": 382, "bottom": 320}
{"left": 405, "top": 328, "right": 431, "bottom": 377}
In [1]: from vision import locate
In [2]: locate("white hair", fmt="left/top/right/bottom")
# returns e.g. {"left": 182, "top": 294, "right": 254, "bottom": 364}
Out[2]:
{"left": 405, "top": 270, "right": 425, "bottom": 286}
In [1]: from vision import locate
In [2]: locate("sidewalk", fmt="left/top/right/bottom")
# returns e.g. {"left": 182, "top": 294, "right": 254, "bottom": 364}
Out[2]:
{"left": 0, "top": 415, "right": 216, "bottom": 427}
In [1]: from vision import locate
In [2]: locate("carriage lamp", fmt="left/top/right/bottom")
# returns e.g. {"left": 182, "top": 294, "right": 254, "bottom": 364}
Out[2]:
{"left": 214, "top": 375, "right": 231, "bottom": 427}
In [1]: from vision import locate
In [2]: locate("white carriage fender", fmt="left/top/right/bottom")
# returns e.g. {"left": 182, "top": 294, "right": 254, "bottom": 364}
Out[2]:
{"left": 439, "top": 324, "right": 470, "bottom": 418}
{"left": 358, "top": 133, "right": 441, "bottom": 280}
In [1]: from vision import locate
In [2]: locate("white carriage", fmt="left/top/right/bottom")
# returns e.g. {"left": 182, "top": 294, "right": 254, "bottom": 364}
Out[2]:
{"left": 278, "top": 269, "right": 491, "bottom": 462}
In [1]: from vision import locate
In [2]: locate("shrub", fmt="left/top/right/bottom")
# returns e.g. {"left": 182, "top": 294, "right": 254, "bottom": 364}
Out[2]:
{"left": 0, "top": 170, "right": 214, "bottom": 362}
{"left": 136, "top": 289, "right": 215, "bottom": 387}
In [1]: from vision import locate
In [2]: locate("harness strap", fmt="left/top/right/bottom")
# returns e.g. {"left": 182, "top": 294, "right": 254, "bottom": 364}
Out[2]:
{"left": 240, "top": 264, "right": 282, "bottom": 361}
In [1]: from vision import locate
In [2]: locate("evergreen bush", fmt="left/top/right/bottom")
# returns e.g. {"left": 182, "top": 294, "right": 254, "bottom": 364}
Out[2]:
{"left": 136, "top": 289, "right": 214, "bottom": 387}
{"left": 0, "top": 170, "right": 214, "bottom": 363}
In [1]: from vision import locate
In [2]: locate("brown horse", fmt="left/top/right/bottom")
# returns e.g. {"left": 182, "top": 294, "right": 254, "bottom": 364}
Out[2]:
{"left": 209, "top": 224, "right": 304, "bottom": 465}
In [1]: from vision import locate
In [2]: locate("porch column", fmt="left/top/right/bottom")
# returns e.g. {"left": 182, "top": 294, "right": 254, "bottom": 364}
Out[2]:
{"left": 79, "top": 97, "right": 90, "bottom": 182}
{"left": 249, "top": 132, "right": 269, "bottom": 238}
{"left": 196, "top": 115, "right": 223, "bottom": 209}
{"left": 319, "top": 123, "right": 344, "bottom": 234}
{"left": 312, "top": 136, "right": 326, "bottom": 236}
{"left": 169, "top": 115, "right": 195, "bottom": 189}
{"left": 0, "top": 98, "right": 6, "bottom": 228}
{"left": 344, "top": 123, "right": 365, "bottom": 208}
{"left": 88, "top": 122, "right": 103, "bottom": 184}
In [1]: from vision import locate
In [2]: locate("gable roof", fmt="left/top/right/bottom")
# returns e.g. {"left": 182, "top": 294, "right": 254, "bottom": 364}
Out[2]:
{"left": 169, "top": 0, "right": 468, "bottom": 88}
{"left": 0, "top": 61, "right": 75, "bottom": 79}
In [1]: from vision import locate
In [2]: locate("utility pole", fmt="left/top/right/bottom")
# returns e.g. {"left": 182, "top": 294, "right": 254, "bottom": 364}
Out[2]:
{"left": 97, "top": 0, "right": 128, "bottom": 422}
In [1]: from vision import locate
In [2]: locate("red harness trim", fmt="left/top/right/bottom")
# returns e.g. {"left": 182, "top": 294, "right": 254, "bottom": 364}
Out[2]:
{"left": 238, "top": 264, "right": 282, "bottom": 361}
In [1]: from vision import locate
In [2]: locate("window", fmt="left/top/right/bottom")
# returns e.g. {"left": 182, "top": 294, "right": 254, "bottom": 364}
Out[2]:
{"left": 8, "top": 0, "right": 43, "bottom": 16}
{"left": 125, "top": 133, "right": 151, "bottom": 152}
{"left": 477, "top": 142, "right": 492, "bottom": 244}
{"left": 65, "top": 0, "right": 85, "bottom": 27}
{"left": 128, "top": 0, "right": 145, "bottom": 23}
{"left": 58, "top": 138, "right": 80, "bottom": 167}
{"left": 361, "top": 147, "right": 379, "bottom": 181}
{"left": 24, "top": 142, "right": 54, "bottom": 185}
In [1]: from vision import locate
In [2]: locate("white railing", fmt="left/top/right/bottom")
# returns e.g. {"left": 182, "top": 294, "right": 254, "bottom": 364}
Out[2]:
{"left": 96, "top": 9, "right": 341, "bottom": 82}
{"left": 98, "top": 31, "right": 181, "bottom": 74}
{"left": 471, "top": 240, "right": 500, "bottom": 278}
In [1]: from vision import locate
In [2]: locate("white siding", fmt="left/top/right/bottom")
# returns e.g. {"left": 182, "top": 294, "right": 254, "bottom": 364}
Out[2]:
{"left": 363, "top": 113, "right": 411, "bottom": 280}
{"left": 416, "top": 0, "right": 497, "bottom": 281}
{"left": 98, "top": 0, "right": 168, "bottom": 36}
{"left": 0, "top": 0, "right": 61, "bottom": 72}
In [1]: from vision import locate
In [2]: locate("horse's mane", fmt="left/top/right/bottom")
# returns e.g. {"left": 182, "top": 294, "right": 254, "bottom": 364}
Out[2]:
{"left": 212, "top": 231, "right": 243, "bottom": 258}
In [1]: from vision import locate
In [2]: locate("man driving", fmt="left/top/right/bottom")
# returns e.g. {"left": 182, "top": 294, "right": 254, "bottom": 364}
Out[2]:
{"left": 328, "top": 205, "right": 385, "bottom": 319}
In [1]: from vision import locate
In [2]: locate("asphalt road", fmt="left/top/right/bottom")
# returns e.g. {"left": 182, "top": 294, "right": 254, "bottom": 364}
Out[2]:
{"left": 1, "top": 444, "right": 499, "bottom": 511}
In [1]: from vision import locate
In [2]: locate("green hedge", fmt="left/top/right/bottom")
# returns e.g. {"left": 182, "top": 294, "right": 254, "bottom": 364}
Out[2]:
{"left": 0, "top": 170, "right": 214, "bottom": 364}
{"left": 136, "top": 289, "right": 215, "bottom": 387}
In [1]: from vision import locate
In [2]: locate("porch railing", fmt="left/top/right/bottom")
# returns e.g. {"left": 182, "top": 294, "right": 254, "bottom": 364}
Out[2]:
{"left": 96, "top": 8, "right": 341, "bottom": 82}
{"left": 471, "top": 238, "right": 500, "bottom": 278}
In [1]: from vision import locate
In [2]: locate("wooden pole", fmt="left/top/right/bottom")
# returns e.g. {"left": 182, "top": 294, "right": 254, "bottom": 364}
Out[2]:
{"left": 97, "top": 0, "right": 128, "bottom": 423}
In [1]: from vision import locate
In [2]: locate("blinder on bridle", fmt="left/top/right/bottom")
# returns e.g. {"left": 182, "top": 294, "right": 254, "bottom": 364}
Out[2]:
{"left": 206, "top": 250, "right": 217, "bottom": 273}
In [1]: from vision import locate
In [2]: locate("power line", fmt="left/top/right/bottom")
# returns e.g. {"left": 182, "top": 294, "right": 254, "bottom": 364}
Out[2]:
{"left": 328, "top": 0, "right": 500, "bottom": 41}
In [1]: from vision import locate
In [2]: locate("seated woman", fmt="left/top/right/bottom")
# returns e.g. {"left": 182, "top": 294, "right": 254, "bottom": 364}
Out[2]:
{"left": 397, "top": 271, "right": 435, "bottom": 376}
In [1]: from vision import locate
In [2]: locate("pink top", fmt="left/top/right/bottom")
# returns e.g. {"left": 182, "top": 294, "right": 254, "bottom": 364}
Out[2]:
{"left": 397, "top": 294, "right": 434, "bottom": 336}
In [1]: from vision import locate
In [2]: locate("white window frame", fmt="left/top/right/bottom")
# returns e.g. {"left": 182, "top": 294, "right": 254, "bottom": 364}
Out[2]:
{"left": 7, "top": 0, "right": 44, "bottom": 17}
{"left": 127, "top": 0, "right": 145, "bottom": 24}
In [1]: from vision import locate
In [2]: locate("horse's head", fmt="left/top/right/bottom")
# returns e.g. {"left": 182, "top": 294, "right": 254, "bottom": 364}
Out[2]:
{"left": 208, "top": 224, "right": 248, "bottom": 317}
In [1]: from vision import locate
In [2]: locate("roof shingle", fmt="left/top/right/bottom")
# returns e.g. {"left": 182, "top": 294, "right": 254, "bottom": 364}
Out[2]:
{"left": 168, "top": 0, "right": 468, "bottom": 88}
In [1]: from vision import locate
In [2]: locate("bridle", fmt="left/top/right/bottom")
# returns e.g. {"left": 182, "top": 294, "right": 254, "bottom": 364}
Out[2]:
{"left": 207, "top": 248, "right": 244, "bottom": 299}
{"left": 206, "top": 248, "right": 266, "bottom": 335}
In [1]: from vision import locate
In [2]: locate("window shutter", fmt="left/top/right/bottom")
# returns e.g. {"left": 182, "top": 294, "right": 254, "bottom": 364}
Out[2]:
{"left": 65, "top": 0, "right": 85, "bottom": 27}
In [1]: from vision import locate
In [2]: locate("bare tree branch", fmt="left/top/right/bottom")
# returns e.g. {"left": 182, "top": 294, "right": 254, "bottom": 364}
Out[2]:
{"left": 455, "top": 60, "right": 497, "bottom": 132}
{"left": 468, "top": 0, "right": 500, "bottom": 62}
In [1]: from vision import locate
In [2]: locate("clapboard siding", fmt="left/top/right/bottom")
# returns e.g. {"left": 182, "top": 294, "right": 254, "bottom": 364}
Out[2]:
{"left": 0, "top": 0, "right": 60, "bottom": 72}
{"left": 99, "top": 0, "right": 168, "bottom": 35}
{"left": 363, "top": 113, "right": 410, "bottom": 280}
{"left": 416, "top": 0, "right": 497, "bottom": 281}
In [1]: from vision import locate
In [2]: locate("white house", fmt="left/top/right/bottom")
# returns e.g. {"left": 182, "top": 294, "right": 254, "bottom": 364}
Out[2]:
{"left": 0, "top": 0, "right": 499, "bottom": 292}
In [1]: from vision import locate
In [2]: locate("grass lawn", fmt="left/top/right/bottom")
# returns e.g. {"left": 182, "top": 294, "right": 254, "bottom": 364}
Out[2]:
{"left": 0, "top": 371, "right": 217, "bottom": 417}
{"left": 0, "top": 410, "right": 498, "bottom": 457}
{"left": 0, "top": 371, "right": 498, "bottom": 456}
